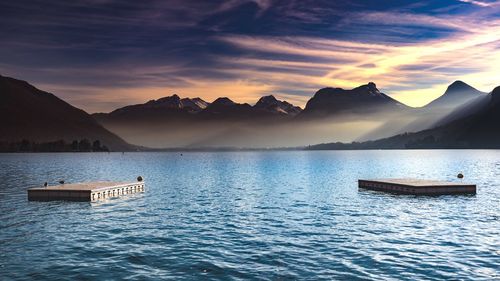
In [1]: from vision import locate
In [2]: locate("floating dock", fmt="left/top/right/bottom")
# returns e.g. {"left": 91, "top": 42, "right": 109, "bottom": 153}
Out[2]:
{"left": 358, "top": 179, "right": 476, "bottom": 195}
{"left": 28, "top": 181, "right": 145, "bottom": 202}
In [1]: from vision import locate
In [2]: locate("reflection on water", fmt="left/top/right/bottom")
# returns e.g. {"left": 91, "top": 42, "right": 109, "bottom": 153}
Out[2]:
{"left": 0, "top": 151, "right": 499, "bottom": 280}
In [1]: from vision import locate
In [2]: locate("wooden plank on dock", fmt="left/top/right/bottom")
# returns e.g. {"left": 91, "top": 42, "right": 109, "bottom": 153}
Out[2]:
{"left": 27, "top": 181, "right": 145, "bottom": 202}
{"left": 358, "top": 178, "right": 476, "bottom": 195}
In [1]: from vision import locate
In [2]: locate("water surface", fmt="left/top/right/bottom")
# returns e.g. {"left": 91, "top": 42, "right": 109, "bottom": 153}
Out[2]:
{"left": 0, "top": 151, "right": 499, "bottom": 280}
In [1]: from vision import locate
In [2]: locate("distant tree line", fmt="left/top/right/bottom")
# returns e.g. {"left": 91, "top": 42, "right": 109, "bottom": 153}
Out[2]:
{"left": 404, "top": 135, "right": 439, "bottom": 149}
{"left": 0, "top": 139, "right": 109, "bottom": 152}
{"left": 404, "top": 135, "right": 469, "bottom": 149}
{"left": 307, "top": 133, "right": 472, "bottom": 150}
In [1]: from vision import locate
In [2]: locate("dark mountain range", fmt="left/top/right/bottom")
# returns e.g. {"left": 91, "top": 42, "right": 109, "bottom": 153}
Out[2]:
{"left": 450, "top": 86, "right": 500, "bottom": 148}
{"left": 357, "top": 81, "right": 487, "bottom": 141}
{"left": 0, "top": 75, "right": 133, "bottom": 151}
{"left": 199, "top": 96, "right": 302, "bottom": 120}
{"left": 309, "top": 85, "right": 500, "bottom": 150}
{"left": 197, "top": 97, "right": 256, "bottom": 120}
{"left": 432, "top": 91, "right": 490, "bottom": 128}
{"left": 3, "top": 73, "right": 491, "bottom": 150}
{"left": 94, "top": 82, "right": 415, "bottom": 128}
{"left": 93, "top": 80, "right": 491, "bottom": 148}
{"left": 425, "top": 80, "right": 485, "bottom": 109}
{"left": 254, "top": 95, "right": 302, "bottom": 116}
{"left": 298, "top": 82, "right": 409, "bottom": 119}
{"left": 93, "top": 94, "right": 209, "bottom": 122}
{"left": 92, "top": 94, "right": 304, "bottom": 148}
{"left": 181, "top": 97, "right": 209, "bottom": 112}
{"left": 95, "top": 94, "right": 301, "bottom": 123}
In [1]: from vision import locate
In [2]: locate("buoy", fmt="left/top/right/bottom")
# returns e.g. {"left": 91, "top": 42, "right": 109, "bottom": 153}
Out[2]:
{"left": 59, "top": 180, "right": 65, "bottom": 184}
{"left": 457, "top": 173, "right": 464, "bottom": 179}
{"left": 137, "top": 176, "right": 143, "bottom": 182}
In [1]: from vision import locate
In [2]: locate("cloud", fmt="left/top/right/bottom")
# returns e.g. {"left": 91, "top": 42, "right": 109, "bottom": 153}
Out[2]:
{"left": 1, "top": 0, "right": 500, "bottom": 112}
{"left": 217, "top": 0, "right": 272, "bottom": 12}
{"left": 459, "top": 0, "right": 499, "bottom": 7}
{"left": 217, "top": 10, "right": 500, "bottom": 107}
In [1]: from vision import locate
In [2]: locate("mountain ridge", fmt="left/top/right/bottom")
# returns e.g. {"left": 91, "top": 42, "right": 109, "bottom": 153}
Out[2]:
{"left": 425, "top": 80, "right": 485, "bottom": 109}
{"left": 2, "top": 73, "right": 493, "bottom": 150}
{"left": 308, "top": 84, "right": 500, "bottom": 150}
{"left": 94, "top": 94, "right": 304, "bottom": 122}
{"left": 254, "top": 95, "right": 302, "bottom": 116}
{"left": 298, "top": 82, "right": 409, "bottom": 119}
{"left": 0, "top": 74, "right": 134, "bottom": 151}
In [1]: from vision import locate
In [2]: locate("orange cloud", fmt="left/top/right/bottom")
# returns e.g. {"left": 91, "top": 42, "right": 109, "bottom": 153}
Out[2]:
{"left": 33, "top": 9, "right": 500, "bottom": 111}
{"left": 219, "top": 15, "right": 500, "bottom": 107}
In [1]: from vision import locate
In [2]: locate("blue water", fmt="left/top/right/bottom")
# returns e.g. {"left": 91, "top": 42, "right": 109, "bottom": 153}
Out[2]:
{"left": 0, "top": 151, "right": 499, "bottom": 280}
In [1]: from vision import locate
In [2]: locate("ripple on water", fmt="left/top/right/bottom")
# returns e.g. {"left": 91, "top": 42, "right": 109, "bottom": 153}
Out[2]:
{"left": 0, "top": 151, "right": 499, "bottom": 280}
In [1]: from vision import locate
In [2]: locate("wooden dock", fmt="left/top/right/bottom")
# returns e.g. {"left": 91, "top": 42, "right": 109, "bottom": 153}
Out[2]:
{"left": 358, "top": 179, "right": 476, "bottom": 195}
{"left": 28, "top": 181, "right": 145, "bottom": 202}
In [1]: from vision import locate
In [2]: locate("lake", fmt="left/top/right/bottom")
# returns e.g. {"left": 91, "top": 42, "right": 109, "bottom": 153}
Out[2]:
{"left": 0, "top": 151, "right": 499, "bottom": 280}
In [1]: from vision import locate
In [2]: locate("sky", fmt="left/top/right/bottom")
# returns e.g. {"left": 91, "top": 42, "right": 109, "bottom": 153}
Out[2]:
{"left": 0, "top": 0, "right": 499, "bottom": 113}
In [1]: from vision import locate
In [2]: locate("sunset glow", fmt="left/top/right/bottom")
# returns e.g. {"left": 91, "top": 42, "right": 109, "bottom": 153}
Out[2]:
{"left": 1, "top": 0, "right": 499, "bottom": 112}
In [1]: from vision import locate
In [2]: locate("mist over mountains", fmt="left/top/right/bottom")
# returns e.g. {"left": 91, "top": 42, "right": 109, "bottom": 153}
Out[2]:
{"left": 93, "top": 80, "right": 489, "bottom": 148}
{"left": 357, "top": 80, "right": 487, "bottom": 141}
{"left": 1, "top": 74, "right": 497, "bottom": 150}
{"left": 90, "top": 83, "right": 376, "bottom": 148}
{"left": 91, "top": 92, "right": 308, "bottom": 147}
{"left": 310, "top": 85, "right": 500, "bottom": 149}
{"left": 426, "top": 81, "right": 486, "bottom": 110}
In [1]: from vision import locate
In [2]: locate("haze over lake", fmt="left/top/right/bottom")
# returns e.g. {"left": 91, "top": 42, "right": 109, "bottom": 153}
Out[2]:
{"left": 1, "top": 151, "right": 498, "bottom": 280}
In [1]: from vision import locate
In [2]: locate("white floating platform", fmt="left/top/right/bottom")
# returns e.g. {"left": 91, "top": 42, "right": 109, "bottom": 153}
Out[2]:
{"left": 28, "top": 181, "right": 145, "bottom": 202}
{"left": 358, "top": 178, "right": 476, "bottom": 195}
